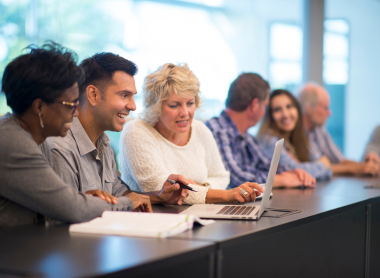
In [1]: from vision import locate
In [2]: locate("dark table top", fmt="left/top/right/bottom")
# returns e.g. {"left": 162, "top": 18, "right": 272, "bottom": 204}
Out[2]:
{"left": 0, "top": 224, "right": 214, "bottom": 278}
{"left": 1, "top": 177, "right": 379, "bottom": 278}
{"left": 152, "top": 177, "right": 380, "bottom": 243}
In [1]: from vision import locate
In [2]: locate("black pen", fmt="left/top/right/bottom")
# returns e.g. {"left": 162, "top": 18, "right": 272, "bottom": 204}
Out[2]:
{"left": 167, "top": 179, "right": 198, "bottom": 192}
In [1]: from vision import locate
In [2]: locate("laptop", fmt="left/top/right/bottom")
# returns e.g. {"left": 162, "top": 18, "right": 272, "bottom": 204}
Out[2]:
{"left": 180, "top": 139, "right": 284, "bottom": 220}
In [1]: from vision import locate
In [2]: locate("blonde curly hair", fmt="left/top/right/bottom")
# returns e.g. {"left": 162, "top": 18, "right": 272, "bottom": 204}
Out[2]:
{"left": 140, "top": 63, "right": 201, "bottom": 125}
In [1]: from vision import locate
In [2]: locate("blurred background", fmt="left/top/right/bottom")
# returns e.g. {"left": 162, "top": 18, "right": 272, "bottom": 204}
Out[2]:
{"left": 1, "top": 0, "right": 379, "bottom": 162}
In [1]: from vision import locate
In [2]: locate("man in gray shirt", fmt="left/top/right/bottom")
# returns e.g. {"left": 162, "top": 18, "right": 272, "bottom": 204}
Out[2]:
{"left": 45, "top": 53, "right": 188, "bottom": 206}
{"left": 298, "top": 83, "right": 379, "bottom": 176}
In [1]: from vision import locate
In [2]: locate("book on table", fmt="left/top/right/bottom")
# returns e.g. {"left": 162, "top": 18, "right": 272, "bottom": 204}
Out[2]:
{"left": 69, "top": 211, "right": 215, "bottom": 238}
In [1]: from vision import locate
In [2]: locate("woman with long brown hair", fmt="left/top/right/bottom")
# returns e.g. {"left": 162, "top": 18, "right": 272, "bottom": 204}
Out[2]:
{"left": 257, "top": 89, "right": 332, "bottom": 180}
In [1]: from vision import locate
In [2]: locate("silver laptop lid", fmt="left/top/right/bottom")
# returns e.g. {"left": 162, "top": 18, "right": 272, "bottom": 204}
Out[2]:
{"left": 257, "top": 139, "right": 284, "bottom": 218}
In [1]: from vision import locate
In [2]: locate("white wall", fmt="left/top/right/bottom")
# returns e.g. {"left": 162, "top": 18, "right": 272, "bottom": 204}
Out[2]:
{"left": 326, "top": 0, "right": 380, "bottom": 160}
{"left": 224, "top": 0, "right": 302, "bottom": 80}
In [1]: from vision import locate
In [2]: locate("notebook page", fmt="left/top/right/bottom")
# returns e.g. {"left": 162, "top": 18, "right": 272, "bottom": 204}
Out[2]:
{"left": 69, "top": 212, "right": 214, "bottom": 238}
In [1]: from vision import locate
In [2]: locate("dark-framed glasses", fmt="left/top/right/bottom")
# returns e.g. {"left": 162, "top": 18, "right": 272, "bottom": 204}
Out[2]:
{"left": 53, "top": 100, "right": 80, "bottom": 114}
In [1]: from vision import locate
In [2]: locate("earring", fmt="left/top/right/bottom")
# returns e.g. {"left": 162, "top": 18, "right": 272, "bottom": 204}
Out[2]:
{"left": 39, "top": 113, "right": 44, "bottom": 128}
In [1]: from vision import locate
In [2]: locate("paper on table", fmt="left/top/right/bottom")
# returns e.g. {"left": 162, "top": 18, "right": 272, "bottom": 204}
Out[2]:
{"left": 69, "top": 211, "right": 215, "bottom": 238}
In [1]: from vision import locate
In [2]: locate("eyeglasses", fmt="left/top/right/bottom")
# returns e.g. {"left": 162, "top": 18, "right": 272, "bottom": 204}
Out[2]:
{"left": 53, "top": 100, "right": 80, "bottom": 114}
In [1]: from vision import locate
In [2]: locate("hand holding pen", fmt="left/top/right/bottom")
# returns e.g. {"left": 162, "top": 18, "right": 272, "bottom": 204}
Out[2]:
{"left": 167, "top": 178, "right": 198, "bottom": 192}
{"left": 156, "top": 174, "right": 191, "bottom": 205}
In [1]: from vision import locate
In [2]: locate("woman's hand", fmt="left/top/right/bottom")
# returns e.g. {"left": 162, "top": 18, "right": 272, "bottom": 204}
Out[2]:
{"left": 157, "top": 174, "right": 189, "bottom": 205}
{"left": 86, "top": 190, "right": 118, "bottom": 204}
{"left": 224, "top": 182, "right": 264, "bottom": 204}
{"left": 292, "top": 169, "right": 316, "bottom": 187}
{"left": 318, "top": 155, "right": 331, "bottom": 169}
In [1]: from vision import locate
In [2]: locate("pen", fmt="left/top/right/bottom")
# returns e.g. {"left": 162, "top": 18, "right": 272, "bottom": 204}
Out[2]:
{"left": 167, "top": 179, "right": 198, "bottom": 192}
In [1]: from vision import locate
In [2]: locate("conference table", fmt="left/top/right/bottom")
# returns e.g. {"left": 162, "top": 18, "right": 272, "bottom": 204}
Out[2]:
{"left": 1, "top": 177, "right": 380, "bottom": 278}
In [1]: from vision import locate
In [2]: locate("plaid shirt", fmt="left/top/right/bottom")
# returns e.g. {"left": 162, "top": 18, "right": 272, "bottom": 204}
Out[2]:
{"left": 307, "top": 125, "right": 345, "bottom": 164}
{"left": 205, "top": 111, "right": 290, "bottom": 188}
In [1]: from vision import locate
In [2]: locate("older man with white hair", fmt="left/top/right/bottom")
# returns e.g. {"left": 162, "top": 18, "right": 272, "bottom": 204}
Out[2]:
{"left": 298, "top": 83, "right": 379, "bottom": 176}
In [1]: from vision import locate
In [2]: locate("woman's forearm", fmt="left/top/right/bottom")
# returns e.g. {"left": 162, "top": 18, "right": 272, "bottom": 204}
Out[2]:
{"left": 205, "top": 189, "right": 228, "bottom": 203}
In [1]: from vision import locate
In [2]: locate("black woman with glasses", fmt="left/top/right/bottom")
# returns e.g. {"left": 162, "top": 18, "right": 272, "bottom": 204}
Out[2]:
{"left": 0, "top": 42, "right": 140, "bottom": 227}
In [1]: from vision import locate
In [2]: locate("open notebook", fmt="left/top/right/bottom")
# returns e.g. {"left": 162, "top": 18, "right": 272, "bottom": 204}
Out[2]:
{"left": 69, "top": 211, "right": 215, "bottom": 238}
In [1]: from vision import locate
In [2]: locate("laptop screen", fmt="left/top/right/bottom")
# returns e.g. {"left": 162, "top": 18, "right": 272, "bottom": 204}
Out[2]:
{"left": 257, "top": 139, "right": 284, "bottom": 218}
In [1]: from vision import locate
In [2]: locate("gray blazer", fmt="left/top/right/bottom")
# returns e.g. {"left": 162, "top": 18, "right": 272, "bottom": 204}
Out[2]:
{"left": 0, "top": 113, "right": 133, "bottom": 227}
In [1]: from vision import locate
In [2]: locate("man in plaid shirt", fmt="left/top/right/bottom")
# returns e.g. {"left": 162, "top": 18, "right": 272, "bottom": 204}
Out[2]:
{"left": 206, "top": 73, "right": 315, "bottom": 189}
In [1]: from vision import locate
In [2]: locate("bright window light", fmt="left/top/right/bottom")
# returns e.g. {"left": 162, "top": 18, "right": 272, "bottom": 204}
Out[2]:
{"left": 269, "top": 61, "right": 302, "bottom": 86}
{"left": 270, "top": 23, "right": 303, "bottom": 61}
{"left": 324, "top": 19, "right": 349, "bottom": 34}
{"left": 269, "top": 22, "right": 303, "bottom": 88}
{"left": 323, "top": 19, "right": 349, "bottom": 85}
{"left": 178, "top": 0, "right": 224, "bottom": 7}
{"left": 323, "top": 33, "right": 349, "bottom": 58}
{"left": 323, "top": 60, "right": 349, "bottom": 84}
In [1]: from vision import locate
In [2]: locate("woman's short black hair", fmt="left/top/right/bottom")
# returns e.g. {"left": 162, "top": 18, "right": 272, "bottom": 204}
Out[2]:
{"left": 1, "top": 41, "right": 84, "bottom": 115}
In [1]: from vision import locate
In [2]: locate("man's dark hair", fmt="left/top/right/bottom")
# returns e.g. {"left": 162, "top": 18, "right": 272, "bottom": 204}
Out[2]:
{"left": 1, "top": 41, "right": 84, "bottom": 115}
{"left": 225, "top": 73, "right": 270, "bottom": 112}
{"left": 79, "top": 52, "right": 138, "bottom": 101}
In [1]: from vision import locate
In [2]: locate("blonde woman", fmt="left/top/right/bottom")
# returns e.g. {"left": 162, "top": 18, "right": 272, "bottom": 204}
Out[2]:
{"left": 120, "top": 63, "right": 263, "bottom": 205}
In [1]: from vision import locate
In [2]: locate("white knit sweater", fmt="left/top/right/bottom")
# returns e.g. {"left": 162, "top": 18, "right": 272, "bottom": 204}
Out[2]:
{"left": 119, "top": 118, "right": 230, "bottom": 204}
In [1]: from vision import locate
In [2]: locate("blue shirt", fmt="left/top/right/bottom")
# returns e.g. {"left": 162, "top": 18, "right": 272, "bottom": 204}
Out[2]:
{"left": 257, "top": 133, "right": 332, "bottom": 180}
{"left": 205, "top": 111, "right": 290, "bottom": 188}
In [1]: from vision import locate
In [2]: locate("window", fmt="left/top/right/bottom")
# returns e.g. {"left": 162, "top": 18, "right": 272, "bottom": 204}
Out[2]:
{"left": 323, "top": 19, "right": 350, "bottom": 152}
{"left": 269, "top": 22, "right": 303, "bottom": 90}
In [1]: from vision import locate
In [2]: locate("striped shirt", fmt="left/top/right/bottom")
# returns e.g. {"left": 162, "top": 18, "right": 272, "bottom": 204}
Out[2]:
{"left": 307, "top": 125, "right": 345, "bottom": 164}
{"left": 205, "top": 111, "right": 290, "bottom": 188}
{"left": 258, "top": 133, "right": 332, "bottom": 180}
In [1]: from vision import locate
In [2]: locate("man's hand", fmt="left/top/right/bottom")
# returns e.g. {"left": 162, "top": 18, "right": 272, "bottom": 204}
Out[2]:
{"left": 352, "top": 162, "right": 380, "bottom": 177}
{"left": 156, "top": 174, "right": 189, "bottom": 205}
{"left": 365, "top": 151, "right": 380, "bottom": 165}
{"left": 126, "top": 192, "right": 153, "bottom": 212}
{"left": 86, "top": 190, "right": 118, "bottom": 204}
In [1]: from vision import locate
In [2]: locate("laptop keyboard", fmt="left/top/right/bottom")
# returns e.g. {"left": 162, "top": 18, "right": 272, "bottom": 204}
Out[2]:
{"left": 217, "top": 206, "right": 256, "bottom": 215}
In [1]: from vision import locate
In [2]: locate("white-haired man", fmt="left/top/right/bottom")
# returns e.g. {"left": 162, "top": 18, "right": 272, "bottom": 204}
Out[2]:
{"left": 298, "top": 83, "right": 379, "bottom": 176}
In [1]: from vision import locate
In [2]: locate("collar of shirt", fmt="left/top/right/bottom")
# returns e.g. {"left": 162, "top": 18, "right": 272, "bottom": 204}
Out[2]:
{"left": 70, "top": 117, "right": 110, "bottom": 157}
{"left": 220, "top": 110, "right": 256, "bottom": 143}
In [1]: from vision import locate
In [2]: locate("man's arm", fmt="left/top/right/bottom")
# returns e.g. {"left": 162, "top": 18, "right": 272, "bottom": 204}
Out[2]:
{"left": 212, "top": 130, "right": 270, "bottom": 188}
{"left": 332, "top": 160, "right": 379, "bottom": 176}
{"left": 363, "top": 126, "right": 380, "bottom": 163}
{"left": 320, "top": 127, "right": 345, "bottom": 164}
